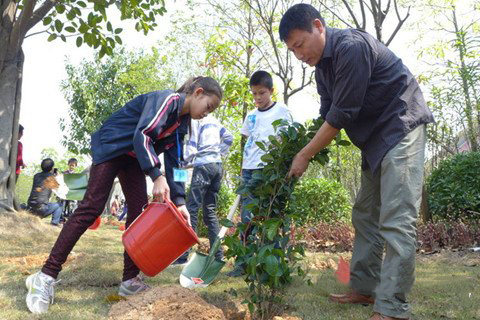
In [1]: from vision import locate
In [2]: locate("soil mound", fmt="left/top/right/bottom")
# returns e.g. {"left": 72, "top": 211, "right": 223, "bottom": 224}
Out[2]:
{"left": 108, "top": 286, "right": 226, "bottom": 320}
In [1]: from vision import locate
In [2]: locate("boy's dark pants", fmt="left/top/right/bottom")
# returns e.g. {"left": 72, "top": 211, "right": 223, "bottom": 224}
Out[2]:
{"left": 42, "top": 155, "right": 148, "bottom": 281}
{"left": 240, "top": 169, "right": 262, "bottom": 243}
{"left": 179, "top": 162, "right": 223, "bottom": 261}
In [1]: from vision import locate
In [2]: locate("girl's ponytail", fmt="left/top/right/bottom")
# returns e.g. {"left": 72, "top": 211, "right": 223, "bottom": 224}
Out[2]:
{"left": 176, "top": 76, "right": 223, "bottom": 100}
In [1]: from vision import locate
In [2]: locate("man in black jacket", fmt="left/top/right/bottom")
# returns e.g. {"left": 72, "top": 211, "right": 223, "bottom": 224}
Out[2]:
{"left": 27, "top": 158, "right": 63, "bottom": 226}
{"left": 280, "top": 4, "right": 434, "bottom": 320}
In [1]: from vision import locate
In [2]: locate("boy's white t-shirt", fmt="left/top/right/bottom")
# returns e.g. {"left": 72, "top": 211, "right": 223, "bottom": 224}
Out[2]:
{"left": 241, "top": 102, "right": 293, "bottom": 169}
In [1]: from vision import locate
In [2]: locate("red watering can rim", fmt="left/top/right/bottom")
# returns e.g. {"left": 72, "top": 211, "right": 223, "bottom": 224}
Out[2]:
{"left": 149, "top": 198, "right": 200, "bottom": 245}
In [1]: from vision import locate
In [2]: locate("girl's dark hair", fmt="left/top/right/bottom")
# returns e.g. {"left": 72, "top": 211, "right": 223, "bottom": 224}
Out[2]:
{"left": 68, "top": 158, "right": 78, "bottom": 164}
{"left": 279, "top": 3, "right": 325, "bottom": 42}
{"left": 176, "top": 76, "right": 223, "bottom": 100}
{"left": 19, "top": 124, "right": 24, "bottom": 134}
{"left": 41, "top": 158, "right": 55, "bottom": 172}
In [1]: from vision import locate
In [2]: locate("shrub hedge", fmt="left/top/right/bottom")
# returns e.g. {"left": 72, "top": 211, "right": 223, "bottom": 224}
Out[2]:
{"left": 289, "top": 177, "right": 352, "bottom": 225}
{"left": 427, "top": 152, "right": 480, "bottom": 221}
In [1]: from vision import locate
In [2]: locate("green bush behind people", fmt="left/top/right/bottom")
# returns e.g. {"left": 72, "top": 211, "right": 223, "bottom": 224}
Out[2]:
{"left": 290, "top": 177, "right": 352, "bottom": 225}
{"left": 427, "top": 151, "right": 480, "bottom": 221}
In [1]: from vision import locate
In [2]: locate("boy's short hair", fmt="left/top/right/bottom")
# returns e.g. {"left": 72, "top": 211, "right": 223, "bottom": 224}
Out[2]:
{"left": 279, "top": 3, "right": 325, "bottom": 42}
{"left": 41, "top": 158, "right": 55, "bottom": 173}
{"left": 249, "top": 70, "right": 273, "bottom": 90}
{"left": 68, "top": 158, "right": 78, "bottom": 165}
{"left": 19, "top": 124, "right": 24, "bottom": 134}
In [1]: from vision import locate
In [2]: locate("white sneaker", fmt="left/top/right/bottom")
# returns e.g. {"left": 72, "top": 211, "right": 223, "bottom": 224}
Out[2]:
{"left": 25, "top": 271, "right": 58, "bottom": 314}
{"left": 118, "top": 274, "right": 150, "bottom": 297}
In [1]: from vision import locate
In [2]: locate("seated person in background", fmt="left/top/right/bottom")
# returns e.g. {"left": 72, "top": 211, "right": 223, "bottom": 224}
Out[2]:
{"left": 27, "top": 158, "right": 63, "bottom": 227}
{"left": 63, "top": 158, "right": 78, "bottom": 174}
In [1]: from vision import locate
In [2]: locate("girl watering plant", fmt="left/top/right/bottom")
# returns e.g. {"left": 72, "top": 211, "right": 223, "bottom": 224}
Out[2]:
{"left": 25, "top": 76, "right": 223, "bottom": 314}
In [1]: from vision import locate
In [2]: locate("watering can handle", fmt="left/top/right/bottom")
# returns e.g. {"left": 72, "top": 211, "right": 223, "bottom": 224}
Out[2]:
{"left": 148, "top": 198, "right": 189, "bottom": 225}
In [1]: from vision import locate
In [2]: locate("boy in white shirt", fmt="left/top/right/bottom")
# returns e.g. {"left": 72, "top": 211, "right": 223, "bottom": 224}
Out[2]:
{"left": 227, "top": 70, "right": 292, "bottom": 277}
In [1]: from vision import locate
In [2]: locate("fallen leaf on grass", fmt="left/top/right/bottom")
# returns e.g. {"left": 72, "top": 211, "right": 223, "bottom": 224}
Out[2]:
{"left": 326, "top": 258, "right": 337, "bottom": 270}
{"left": 105, "top": 294, "right": 127, "bottom": 302}
{"left": 334, "top": 256, "right": 350, "bottom": 285}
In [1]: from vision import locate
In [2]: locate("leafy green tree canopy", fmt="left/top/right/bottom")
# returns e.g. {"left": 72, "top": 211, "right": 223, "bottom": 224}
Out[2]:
{"left": 1, "top": 0, "right": 168, "bottom": 211}
{"left": 60, "top": 48, "right": 176, "bottom": 154}
{"left": 43, "top": 0, "right": 167, "bottom": 57}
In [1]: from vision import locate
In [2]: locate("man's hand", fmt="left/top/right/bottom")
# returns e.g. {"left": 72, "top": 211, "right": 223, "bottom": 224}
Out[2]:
{"left": 288, "top": 121, "right": 340, "bottom": 178}
{"left": 152, "top": 175, "right": 170, "bottom": 203}
{"left": 177, "top": 205, "right": 191, "bottom": 226}
{"left": 288, "top": 151, "right": 310, "bottom": 178}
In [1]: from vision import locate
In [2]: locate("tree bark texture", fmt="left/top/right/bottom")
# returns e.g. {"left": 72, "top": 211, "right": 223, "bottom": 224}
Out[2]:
{"left": 0, "top": 50, "right": 24, "bottom": 212}
{"left": 1, "top": 0, "right": 53, "bottom": 212}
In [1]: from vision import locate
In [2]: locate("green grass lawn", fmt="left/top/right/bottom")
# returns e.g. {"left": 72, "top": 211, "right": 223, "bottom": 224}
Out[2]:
{"left": 0, "top": 211, "right": 479, "bottom": 320}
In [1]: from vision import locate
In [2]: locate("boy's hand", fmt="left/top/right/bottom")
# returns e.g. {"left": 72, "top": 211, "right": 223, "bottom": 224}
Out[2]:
{"left": 288, "top": 151, "right": 310, "bottom": 178}
{"left": 177, "top": 205, "right": 191, "bottom": 226}
{"left": 152, "top": 175, "right": 170, "bottom": 203}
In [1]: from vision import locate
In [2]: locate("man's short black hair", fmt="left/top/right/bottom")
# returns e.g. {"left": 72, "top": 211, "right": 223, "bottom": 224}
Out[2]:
{"left": 68, "top": 158, "right": 78, "bottom": 165}
{"left": 41, "top": 158, "right": 55, "bottom": 172}
{"left": 249, "top": 70, "right": 273, "bottom": 90}
{"left": 19, "top": 124, "right": 24, "bottom": 134}
{"left": 279, "top": 3, "right": 325, "bottom": 42}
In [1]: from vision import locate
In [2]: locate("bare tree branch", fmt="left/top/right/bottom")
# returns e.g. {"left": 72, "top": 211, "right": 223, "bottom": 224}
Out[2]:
{"left": 385, "top": 2, "right": 410, "bottom": 46}
{"left": 341, "top": 0, "right": 361, "bottom": 29}
{"left": 24, "top": 28, "right": 50, "bottom": 38}
{"left": 359, "top": 0, "right": 366, "bottom": 29}
{"left": 370, "top": 0, "right": 383, "bottom": 42}
{"left": 318, "top": 1, "right": 353, "bottom": 28}
{"left": 427, "top": 134, "right": 456, "bottom": 155}
{"left": 10, "top": 0, "right": 36, "bottom": 51}
{"left": 385, "top": 0, "right": 392, "bottom": 16}
{"left": 363, "top": 0, "right": 373, "bottom": 15}
{"left": 26, "top": 0, "right": 56, "bottom": 31}
{"left": 248, "top": 0, "right": 286, "bottom": 78}
{"left": 287, "top": 70, "right": 314, "bottom": 98}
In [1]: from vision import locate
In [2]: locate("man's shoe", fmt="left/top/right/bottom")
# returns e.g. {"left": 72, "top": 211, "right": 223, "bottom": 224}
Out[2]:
{"left": 329, "top": 291, "right": 374, "bottom": 305}
{"left": 370, "top": 312, "right": 409, "bottom": 320}
{"left": 25, "top": 271, "right": 58, "bottom": 314}
{"left": 118, "top": 275, "right": 150, "bottom": 297}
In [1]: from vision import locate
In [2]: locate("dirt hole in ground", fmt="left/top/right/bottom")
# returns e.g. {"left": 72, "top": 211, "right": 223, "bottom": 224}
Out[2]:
{"left": 108, "top": 286, "right": 303, "bottom": 320}
{"left": 108, "top": 286, "right": 227, "bottom": 320}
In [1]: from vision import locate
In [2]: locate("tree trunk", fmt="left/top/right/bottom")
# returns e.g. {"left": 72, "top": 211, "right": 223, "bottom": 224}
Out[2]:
{"left": 0, "top": 49, "right": 24, "bottom": 213}
{"left": 452, "top": 8, "right": 478, "bottom": 152}
{"left": 419, "top": 184, "right": 430, "bottom": 223}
